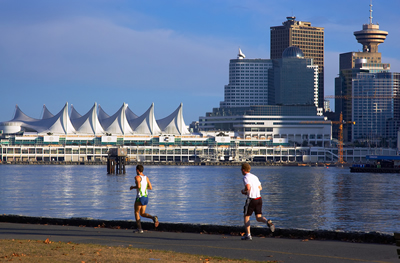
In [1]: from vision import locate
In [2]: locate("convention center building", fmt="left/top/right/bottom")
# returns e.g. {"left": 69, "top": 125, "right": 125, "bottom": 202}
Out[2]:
{"left": 0, "top": 102, "right": 394, "bottom": 164}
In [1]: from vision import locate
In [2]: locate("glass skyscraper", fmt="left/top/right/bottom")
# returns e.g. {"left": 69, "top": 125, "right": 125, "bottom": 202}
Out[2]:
{"left": 352, "top": 72, "right": 400, "bottom": 143}
{"left": 272, "top": 46, "right": 318, "bottom": 107}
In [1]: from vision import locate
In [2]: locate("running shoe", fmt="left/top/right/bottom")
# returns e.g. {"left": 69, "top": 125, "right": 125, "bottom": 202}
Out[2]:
{"left": 241, "top": 235, "right": 252, "bottom": 241}
{"left": 153, "top": 216, "right": 159, "bottom": 228}
{"left": 267, "top": 219, "right": 275, "bottom": 233}
{"left": 134, "top": 228, "right": 144, "bottom": 234}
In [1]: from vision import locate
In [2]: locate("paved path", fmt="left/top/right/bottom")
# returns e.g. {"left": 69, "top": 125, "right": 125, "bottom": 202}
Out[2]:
{"left": 0, "top": 222, "right": 398, "bottom": 263}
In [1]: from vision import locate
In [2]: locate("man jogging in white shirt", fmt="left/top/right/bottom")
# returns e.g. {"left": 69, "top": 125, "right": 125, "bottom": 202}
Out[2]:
{"left": 240, "top": 163, "right": 275, "bottom": 240}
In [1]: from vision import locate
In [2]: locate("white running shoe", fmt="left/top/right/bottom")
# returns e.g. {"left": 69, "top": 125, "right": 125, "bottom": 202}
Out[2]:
{"left": 267, "top": 219, "right": 275, "bottom": 233}
{"left": 134, "top": 229, "right": 144, "bottom": 234}
{"left": 241, "top": 235, "right": 252, "bottom": 241}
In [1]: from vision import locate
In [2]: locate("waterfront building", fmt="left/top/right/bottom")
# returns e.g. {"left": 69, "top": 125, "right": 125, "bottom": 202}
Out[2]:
{"left": 270, "top": 16, "right": 324, "bottom": 108}
{"left": 0, "top": 136, "right": 395, "bottom": 164}
{"left": 0, "top": 102, "right": 395, "bottom": 164}
{"left": 334, "top": 2, "right": 399, "bottom": 144}
{"left": 199, "top": 105, "right": 329, "bottom": 147}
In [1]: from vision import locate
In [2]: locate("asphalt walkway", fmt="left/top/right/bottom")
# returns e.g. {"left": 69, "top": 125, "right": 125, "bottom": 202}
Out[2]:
{"left": 0, "top": 222, "right": 398, "bottom": 263}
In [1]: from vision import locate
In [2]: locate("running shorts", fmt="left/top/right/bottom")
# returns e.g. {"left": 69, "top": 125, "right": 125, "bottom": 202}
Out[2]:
{"left": 136, "top": 196, "right": 149, "bottom": 206}
{"left": 243, "top": 197, "right": 262, "bottom": 216}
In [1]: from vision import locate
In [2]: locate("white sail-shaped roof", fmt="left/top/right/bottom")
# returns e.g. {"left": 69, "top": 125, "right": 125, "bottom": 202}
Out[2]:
{"left": 157, "top": 103, "right": 190, "bottom": 135}
{"left": 126, "top": 106, "right": 139, "bottom": 120}
{"left": 17, "top": 103, "right": 76, "bottom": 135}
{"left": 0, "top": 105, "right": 39, "bottom": 133}
{"left": 70, "top": 105, "right": 82, "bottom": 120}
{"left": 42, "top": 105, "right": 54, "bottom": 119}
{"left": 70, "top": 103, "right": 105, "bottom": 135}
{"left": 11, "top": 105, "right": 39, "bottom": 122}
{"left": 1, "top": 102, "right": 192, "bottom": 136}
{"left": 97, "top": 105, "right": 110, "bottom": 122}
{"left": 128, "top": 103, "right": 162, "bottom": 135}
{"left": 99, "top": 103, "right": 133, "bottom": 135}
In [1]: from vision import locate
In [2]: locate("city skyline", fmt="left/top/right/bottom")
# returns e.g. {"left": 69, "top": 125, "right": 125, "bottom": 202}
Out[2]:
{"left": 0, "top": 0, "right": 399, "bottom": 124}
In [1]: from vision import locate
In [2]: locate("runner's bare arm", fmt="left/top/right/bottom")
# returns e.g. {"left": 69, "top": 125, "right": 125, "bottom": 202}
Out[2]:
{"left": 241, "top": 184, "right": 251, "bottom": 195}
{"left": 130, "top": 175, "right": 141, "bottom": 190}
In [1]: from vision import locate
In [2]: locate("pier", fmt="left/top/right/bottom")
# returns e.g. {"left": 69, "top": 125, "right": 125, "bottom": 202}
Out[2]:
{"left": 107, "top": 148, "right": 127, "bottom": 174}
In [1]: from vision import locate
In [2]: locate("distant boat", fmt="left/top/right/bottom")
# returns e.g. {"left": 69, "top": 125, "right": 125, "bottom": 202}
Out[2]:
{"left": 350, "top": 155, "right": 400, "bottom": 173}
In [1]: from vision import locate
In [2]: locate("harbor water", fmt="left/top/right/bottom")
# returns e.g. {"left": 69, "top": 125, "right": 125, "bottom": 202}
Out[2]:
{"left": 0, "top": 164, "right": 399, "bottom": 234}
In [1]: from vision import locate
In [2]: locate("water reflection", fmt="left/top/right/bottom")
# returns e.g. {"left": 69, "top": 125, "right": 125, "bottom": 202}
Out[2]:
{"left": 0, "top": 165, "right": 399, "bottom": 233}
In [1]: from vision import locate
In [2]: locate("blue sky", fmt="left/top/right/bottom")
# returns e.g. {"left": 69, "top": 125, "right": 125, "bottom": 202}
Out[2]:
{"left": 0, "top": 0, "right": 399, "bottom": 124}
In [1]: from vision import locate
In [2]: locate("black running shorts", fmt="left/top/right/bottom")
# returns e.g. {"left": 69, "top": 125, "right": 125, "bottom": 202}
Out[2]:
{"left": 243, "top": 197, "right": 262, "bottom": 216}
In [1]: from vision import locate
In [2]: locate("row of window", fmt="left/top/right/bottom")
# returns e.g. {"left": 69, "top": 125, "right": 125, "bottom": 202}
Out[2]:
{"left": 292, "top": 38, "right": 323, "bottom": 42}
{"left": 229, "top": 67, "right": 270, "bottom": 69}
{"left": 230, "top": 64, "right": 270, "bottom": 66}
{"left": 227, "top": 83, "right": 267, "bottom": 86}
{"left": 229, "top": 73, "right": 268, "bottom": 76}
{"left": 292, "top": 30, "right": 323, "bottom": 35}
{"left": 225, "top": 100, "right": 266, "bottom": 103}
{"left": 230, "top": 77, "right": 268, "bottom": 80}
{"left": 230, "top": 80, "right": 267, "bottom": 83}
{"left": 225, "top": 86, "right": 267, "bottom": 89}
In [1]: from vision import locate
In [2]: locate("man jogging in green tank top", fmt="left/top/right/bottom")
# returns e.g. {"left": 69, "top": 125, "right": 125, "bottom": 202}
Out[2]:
{"left": 240, "top": 163, "right": 275, "bottom": 240}
{"left": 130, "top": 165, "right": 159, "bottom": 233}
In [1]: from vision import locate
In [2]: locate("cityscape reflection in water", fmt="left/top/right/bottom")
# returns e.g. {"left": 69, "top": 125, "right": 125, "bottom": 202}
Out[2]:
{"left": 0, "top": 164, "right": 399, "bottom": 233}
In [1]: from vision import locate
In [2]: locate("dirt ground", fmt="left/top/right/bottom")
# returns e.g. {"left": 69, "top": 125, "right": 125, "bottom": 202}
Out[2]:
{"left": 0, "top": 239, "right": 275, "bottom": 263}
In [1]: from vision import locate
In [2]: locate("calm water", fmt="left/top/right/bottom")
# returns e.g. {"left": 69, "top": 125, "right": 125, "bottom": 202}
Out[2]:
{"left": 0, "top": 165, "right": 399, "bottom": 233}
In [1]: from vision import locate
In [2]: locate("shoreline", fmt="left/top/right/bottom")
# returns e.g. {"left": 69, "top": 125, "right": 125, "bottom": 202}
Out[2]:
{"left": 0, "top": 214, "right": 393, "bottom": 245}
{"left": 0, "top": 160, "right": 347, "bottom": 167}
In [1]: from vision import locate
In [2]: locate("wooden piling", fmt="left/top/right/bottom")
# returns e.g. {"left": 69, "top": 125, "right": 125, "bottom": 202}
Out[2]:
{"left": 107, "top": 148, "right": 127, "bottom": 174}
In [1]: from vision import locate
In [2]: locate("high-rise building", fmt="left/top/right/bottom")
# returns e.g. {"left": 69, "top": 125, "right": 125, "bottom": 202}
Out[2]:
{"left": 200, "top": 47, "right": 327, "bottom": 145}
{"left": 270, "top": 16, "right": 324, "bottom": 108}
{"left": 334, "top": 2, "right": 396, "bottom": 143}
{"left": 272, "top": 46, "right": 318, "bottom": 107}
{"left": 220, "top": 49, "right": 273, "bottom": 108}
{"left": 220, "top": 47, "right": 319, "bottom": 109}
{"left": 352, "top": 70, "right": 400, "bottom": 144}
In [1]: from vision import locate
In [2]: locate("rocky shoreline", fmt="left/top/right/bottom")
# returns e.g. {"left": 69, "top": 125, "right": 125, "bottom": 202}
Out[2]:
{"left": 0, "top": 214, "right": 393, "bottom": 245}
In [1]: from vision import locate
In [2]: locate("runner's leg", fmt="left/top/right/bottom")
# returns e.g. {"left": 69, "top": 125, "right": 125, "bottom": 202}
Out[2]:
{"left": 134, "top": 201, "right": 142, "bottom": 230}
{"left": 244, "top": 215, "right": 251, "bottom": 236}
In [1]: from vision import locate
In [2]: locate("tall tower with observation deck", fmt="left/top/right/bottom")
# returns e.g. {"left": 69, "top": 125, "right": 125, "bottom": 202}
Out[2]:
{"left": 353, "top": 1, "right": 388, "bottom": 53}
{"left": 334, "top": 1, "right": 397, "bottom": 144}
